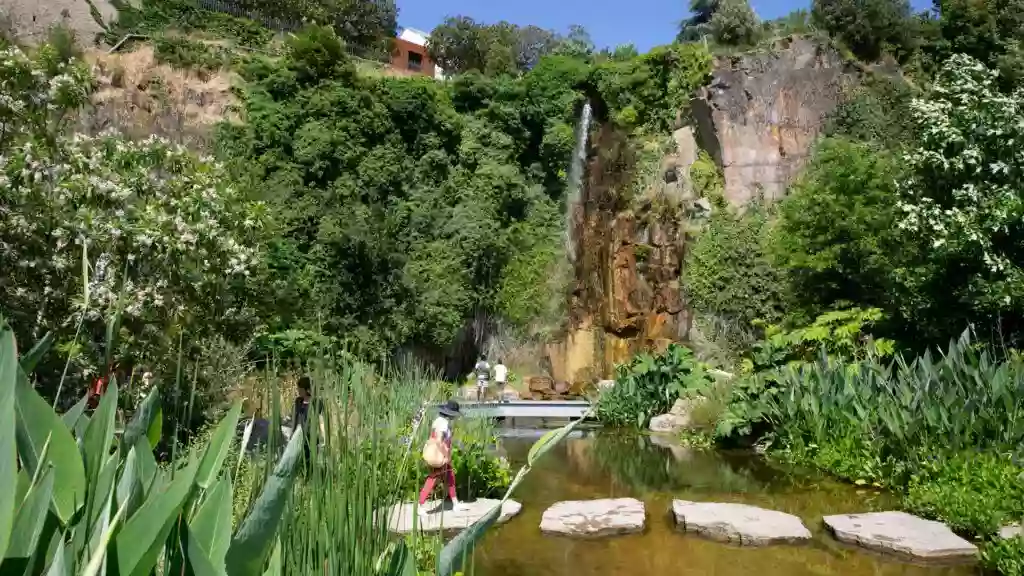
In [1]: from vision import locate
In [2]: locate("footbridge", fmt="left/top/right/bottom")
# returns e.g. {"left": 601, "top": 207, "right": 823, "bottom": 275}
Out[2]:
{"left": 437, "top": 400, "right": 592, "bottom": 419}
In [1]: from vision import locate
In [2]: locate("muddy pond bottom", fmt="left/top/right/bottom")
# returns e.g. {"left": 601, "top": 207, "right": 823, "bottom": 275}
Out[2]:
{"left": 469, "top": 428, "right": 974, "bottom": 576}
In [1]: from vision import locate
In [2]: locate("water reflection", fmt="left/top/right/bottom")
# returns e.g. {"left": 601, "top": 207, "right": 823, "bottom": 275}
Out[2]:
{"left": 471, "top": 430, "right": 973, "bottom": 576}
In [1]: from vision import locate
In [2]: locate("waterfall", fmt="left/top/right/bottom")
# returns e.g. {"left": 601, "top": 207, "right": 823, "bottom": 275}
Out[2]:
{"left": 564, "top": 100, "right": 593, "bottom": 263}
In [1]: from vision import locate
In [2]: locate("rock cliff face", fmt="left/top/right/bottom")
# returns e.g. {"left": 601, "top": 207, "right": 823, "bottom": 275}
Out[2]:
{"left": 546, "top": 126, "right": 703, "bottom": 384}
{"left": 541, "top": 37, "right": 860, "bottom": 387}
{"left": 691, "top": 36, "right": 857, "bottom": 206}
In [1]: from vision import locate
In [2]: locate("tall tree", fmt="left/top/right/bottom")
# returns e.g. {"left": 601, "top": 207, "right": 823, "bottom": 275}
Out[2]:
{"left": 678, "top": 0, "right": 720, "bottom": 41}
{"left": 811, "top": 0, "right": 915, "bottom": 61}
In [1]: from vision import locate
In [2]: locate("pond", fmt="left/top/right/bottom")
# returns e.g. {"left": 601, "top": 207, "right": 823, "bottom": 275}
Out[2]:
{"left": 469, "top": 427, "right": 974, "bottom": 576}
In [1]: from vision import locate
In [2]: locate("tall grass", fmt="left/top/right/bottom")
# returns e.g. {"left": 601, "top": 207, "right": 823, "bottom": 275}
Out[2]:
{"left": 769, "top": 329, "right": 1024, "bottom": 467}
{"left": 272, "top": 355, "right": 440, "bottom": 575}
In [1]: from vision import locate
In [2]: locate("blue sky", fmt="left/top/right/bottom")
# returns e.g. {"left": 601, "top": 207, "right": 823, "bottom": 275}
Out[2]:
{"left": 397, "top": 0, "right": 932, "bottom": 53}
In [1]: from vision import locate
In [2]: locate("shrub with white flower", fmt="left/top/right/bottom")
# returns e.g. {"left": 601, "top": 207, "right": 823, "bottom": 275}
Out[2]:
{"left": 0, "top": 43, "right": 90, "bottom": 147}
{"left": 0, "top": 43, "right": 266, "bottom": 390}
{"left": 897, "top": 54, "right": 1024, "bottom": 308}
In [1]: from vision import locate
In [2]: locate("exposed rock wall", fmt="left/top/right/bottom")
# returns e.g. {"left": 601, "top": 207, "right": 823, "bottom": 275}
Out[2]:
{"left": 691, "top": 36, "right": 857, "bottom": 206}
{"left": 0, "top": 0, "right": 116, "bottom": 45}
{"left": 547, "top": 126, "right": 701, "bottom": 383}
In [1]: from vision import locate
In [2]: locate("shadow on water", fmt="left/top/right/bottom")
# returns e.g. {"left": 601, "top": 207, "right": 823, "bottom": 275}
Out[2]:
{"left": 472, "top": 429, "right": 975, "bottom": 576}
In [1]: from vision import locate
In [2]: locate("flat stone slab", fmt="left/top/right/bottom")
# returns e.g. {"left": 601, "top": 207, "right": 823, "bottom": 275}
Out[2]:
{"left": 823, "top": 511, "right": 978, "bottom": 560}
{"left": 672, "top": 501, "right": 812, "bottom": 545}
{"left": 540, "top": 498, "right": 645, "bottom": 537}
{"left": 385, "top": 499, "right": 521, "bottom": 534}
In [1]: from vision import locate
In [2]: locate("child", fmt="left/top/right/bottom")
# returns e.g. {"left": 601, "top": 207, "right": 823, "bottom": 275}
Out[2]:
{"left": 473, "top": 356, "right": 490, "bottom": 401}
{"left": 418, "top": 400, "right": 465, "bottom": 517}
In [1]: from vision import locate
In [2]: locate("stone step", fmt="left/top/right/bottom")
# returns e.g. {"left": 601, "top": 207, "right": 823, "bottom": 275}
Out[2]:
{"left": 540, "top": 498, "right": 645, "bottom": 537}
{"left": 384, "top": 499, "right": 521, "bottom": 534}
{"left": 672, "top": 501, "right": 812, "bottom": 545}
{"left": 823, "top": 511, "right": 978, "bottom": 561}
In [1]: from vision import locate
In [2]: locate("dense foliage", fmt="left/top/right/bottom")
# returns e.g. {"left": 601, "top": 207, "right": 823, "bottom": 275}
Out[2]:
{"left": 596, "top": 344, "right": 714, "bottom": 428}
{"left": 215, "top": 26, "right": 711, "bottom": 363}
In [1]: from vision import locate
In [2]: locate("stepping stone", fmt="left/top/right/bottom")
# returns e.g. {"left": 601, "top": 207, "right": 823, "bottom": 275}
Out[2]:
{"left": 540, "top": 498, "right": 645, "bottom": 537}
{"left": 999, "top": 524, "right": 1021, "bottom": 539}
{"left": 823, "top": 511, "right": 978, "bottom": 561}
{"left": 384, "top": 499, "right": 521, "bottom": 534}
{"left": 672, "top": 501, "right": 812, "bottom": 545}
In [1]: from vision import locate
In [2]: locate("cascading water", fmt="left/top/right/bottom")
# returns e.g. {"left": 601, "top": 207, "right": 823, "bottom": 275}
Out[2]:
{"left": 564, "top": 100, "right": 592, "bottom": 264}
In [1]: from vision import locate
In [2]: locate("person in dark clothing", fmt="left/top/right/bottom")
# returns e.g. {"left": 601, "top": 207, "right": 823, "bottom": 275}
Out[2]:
{"left": 292, "top": 375, "right": 323, "bottom": 473}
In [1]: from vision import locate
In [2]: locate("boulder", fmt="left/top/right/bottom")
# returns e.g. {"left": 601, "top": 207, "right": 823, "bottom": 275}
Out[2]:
{"left": 540, "top": 498, "right": 646, "bottom": 537}
{"left": 672, "top": 501, "right": 811, "bottom": 545}
{"left": 1000, "top": 524, "right": 1022, "bottom": 540}
{"left": 500, "top": 388, "right": 520, "bottom": 402}
{"left": 649, "top": 413, "right": 691, "bottom": 433}
{"left": 823, "top": 511, "right": 978, "bottom": 561}
{"left": 527, "top": 376, "right": 554, "bottom": 395}
{"left": 649, "top": 397, "right": 705, "bottom": 433}
{"left": 385, "top": 499, "right": 522, "bottom": 534}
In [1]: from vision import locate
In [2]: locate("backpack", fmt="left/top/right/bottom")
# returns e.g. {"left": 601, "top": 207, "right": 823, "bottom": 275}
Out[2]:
{"left": 422, "top": 436, "right": 448, "bottom": 468}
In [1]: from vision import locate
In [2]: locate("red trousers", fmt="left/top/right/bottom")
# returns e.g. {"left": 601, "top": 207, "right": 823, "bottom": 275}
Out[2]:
{"left": 418, "top": 466, "right": 457, "bottom": 504}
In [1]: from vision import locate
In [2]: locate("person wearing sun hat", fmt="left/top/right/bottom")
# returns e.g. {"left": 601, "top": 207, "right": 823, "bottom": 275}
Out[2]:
{"left": 418, "top": 399, "right": 465, "bottom": 518}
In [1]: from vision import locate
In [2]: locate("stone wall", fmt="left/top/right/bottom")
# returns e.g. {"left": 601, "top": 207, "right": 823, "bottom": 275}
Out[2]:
{"left": 0, "top": 0, "right": 117, "bottom": 45}
{"left": 691, "top": 36, "right": 857, "bottom": 206}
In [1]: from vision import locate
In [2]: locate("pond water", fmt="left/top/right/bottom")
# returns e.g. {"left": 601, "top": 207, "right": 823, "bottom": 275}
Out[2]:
{"left": 469, "top": 427, "right": 974, "bottom": 576}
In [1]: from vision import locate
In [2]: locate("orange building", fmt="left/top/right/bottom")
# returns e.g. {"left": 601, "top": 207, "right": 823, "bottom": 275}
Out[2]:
{"left": 390, "top": 27, "right": 444, "bottom": 79}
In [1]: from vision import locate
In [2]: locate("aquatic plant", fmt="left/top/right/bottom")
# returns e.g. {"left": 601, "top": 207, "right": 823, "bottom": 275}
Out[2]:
{"left": 596, "top": 343, "right": 714, "bottom": 428}
{"left": 0, "top": 316, "right": 303, "bottom": 575}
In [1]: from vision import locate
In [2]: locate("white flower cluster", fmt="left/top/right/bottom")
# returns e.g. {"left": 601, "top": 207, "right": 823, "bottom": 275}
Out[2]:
{"left": 1, "top": 131, "right": 265, "bottom": 323}
{"left": 0, "top": 45, "right": 90, "bottom": 141}
{"left": 897, "top": 54, "right": 1024, "bottom": 284}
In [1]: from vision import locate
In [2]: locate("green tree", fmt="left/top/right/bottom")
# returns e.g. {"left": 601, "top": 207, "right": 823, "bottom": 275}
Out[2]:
{"left": 895, "top": 54, "right": 1024, "bottom": 345}
{"left": 925, "top": 0, "right": 1024, "bottom": 88}
{"left": 709, "top": 0, "right": 762, "bottom": 46}
{"left": 678, "top": 0, "right": 720, "bottom": 41}
{"left": 774, "top": 138, "right": 906, "bottom": 326}
{"left": 686, "top": 204, "right": 788, "bottom": 337}
{"left": 811, "top": 0, "right": 915, "bottom": 61}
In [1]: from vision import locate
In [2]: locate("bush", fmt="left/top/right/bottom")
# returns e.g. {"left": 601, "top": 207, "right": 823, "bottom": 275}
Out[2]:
{"left": 895, "top": 54, "right": 1024, "bottom": 348}
{"left": 709, "top": 0, "right": 762, "bottom": 46}
{"left": 596, "top": 344, "right": 714, "bottom": 428}
{"left": 773, "top": 138, "right": 906, "bottom": 331}
{"left": 686, "top": 203, "right": 788, "bottom": 353}
{"left": 811, "top": 0, "right": 915, "bottom": 62}
{"left": 905, "top": 452, "right": 1024, "bottom": 536}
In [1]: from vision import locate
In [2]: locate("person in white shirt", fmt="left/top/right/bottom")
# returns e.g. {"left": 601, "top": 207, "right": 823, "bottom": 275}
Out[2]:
{"left": 493, "top": 360, "right": 508, "bottom": 403}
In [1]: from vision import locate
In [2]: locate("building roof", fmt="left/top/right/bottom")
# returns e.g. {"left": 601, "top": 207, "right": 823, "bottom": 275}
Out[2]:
{"left": 397, "top": 27, "right": 430, "bottom": 47}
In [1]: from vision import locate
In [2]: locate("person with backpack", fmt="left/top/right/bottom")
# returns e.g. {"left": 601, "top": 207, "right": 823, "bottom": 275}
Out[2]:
{"left": 419, "top": 400, "right": 464, "bottom": 518}
{"left": 473, "top": 356, "right": 490, "bottom": 402}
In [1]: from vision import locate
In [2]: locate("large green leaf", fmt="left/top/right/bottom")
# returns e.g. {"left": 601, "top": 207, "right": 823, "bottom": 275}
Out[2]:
{"left": 383, "top": 539, "right": 417, "bottom": 576}
{"left": 225, "top": 425, "right": 304, "bottom": 576}
{"left": 43, "top": 537, "right": 68, "bottom": 576}
{"left": 120, "top": 387, "right": 162, "bottom": 454}
{"left": 116, "top": 446, "right": 145, "bottom": 520}
{"left": 5, "top": 466, "right": 55, "bottom": 559}
{"left": 115, "top": 457, "right": 199, "bottom": 576}
{"left": 14, "top": 373, "right": 86, "bottom": 525}
{"left": 191, "top": 475, "right": 233, "bottom": 568}
{"left": 19, "top": 332, "right": 53, "bottom": 374}
{"left": 435, "top": 503, "right": 501, "bottom": 576}
{"left": 61, "top": 394, "right": 90, "bottom": 432}
{"left": 196, "top": 401, "right": 242, "bottom": 490}
{"left": 82, "top": 383, "right": 118, "bottom": 492}
{"left": 186, "top": 524, "right": 228, "bottom": 576}
{"left": 82, "top": 494, "right": 129, "bottom": 576}
{"left": 261, "top": 539, "right": 281, "bottom": 576}
{"left": 0, "top": 319, "right": 18, "bottom": 561}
